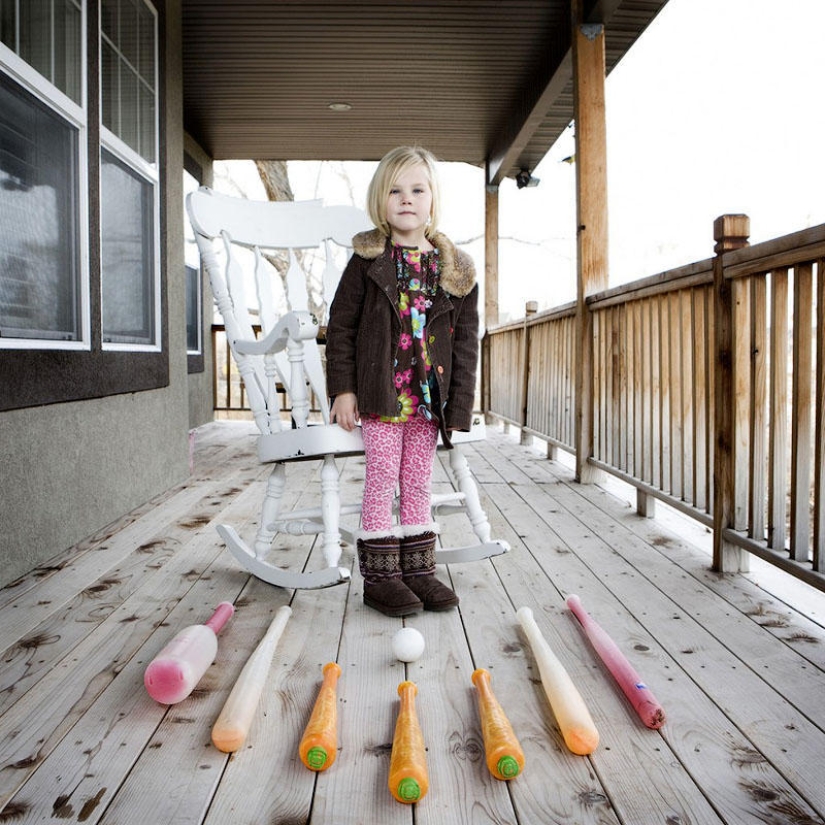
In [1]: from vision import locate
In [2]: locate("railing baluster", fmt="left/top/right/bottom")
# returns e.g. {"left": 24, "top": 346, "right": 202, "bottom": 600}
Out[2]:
{"left": 749, "top": 274, "right": 768, "bottom": 541}
{"left": 791, "top": 262, "right": 814, "bottom": 561}
{"left": 768, "top": 268, "right": 789, "bottom": 551}
{"left": 815, "top": 259, "right": 825, "bottom": 572}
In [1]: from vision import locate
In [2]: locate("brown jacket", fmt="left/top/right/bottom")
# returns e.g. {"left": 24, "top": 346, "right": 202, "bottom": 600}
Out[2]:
{"left": 325, "top": 229, "right": 479, "bottom": 447}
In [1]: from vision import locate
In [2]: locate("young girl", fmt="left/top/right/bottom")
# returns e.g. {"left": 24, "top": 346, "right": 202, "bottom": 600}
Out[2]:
{"left": 326, "top": 146, "right": 479, "bottom": 617}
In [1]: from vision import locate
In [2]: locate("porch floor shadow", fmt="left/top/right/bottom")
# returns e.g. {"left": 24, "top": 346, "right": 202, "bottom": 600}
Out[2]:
{"left": 1, "top": 420, "right": 824, "bottom": 825}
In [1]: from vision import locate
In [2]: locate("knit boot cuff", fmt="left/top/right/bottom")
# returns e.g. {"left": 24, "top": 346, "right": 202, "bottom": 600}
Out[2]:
{"left": 356, "top": 526, "right": 404, "bottom": 542}
{"left": 399, "top": 522, "right": 440, "bottom": 538}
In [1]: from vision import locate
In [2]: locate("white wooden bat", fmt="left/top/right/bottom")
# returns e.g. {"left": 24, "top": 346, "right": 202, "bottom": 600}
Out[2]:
{"left": 517, "top": 605, "right": 599, "bottom": 755}
{"left": 211, "top": 605, "right": 292, "bottom": 752}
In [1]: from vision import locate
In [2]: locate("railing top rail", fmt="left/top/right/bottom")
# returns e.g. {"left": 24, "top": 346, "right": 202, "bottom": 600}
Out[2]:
{"left": 487, "top": 300, "right": 576, "bottom": 334}
{"left": 723, "top": 222, "right": 825, "bottom": 279}
{"left": 587, "top": 258, "right": 713, "bottom": 309}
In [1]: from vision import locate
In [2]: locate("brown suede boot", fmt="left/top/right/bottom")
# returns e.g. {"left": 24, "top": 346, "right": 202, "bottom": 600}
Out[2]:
{"left": 399, "top": 526, "right": 459, "bottom": 611}
{"left": 356, "top": 532, "right": 422, "bottom": 617}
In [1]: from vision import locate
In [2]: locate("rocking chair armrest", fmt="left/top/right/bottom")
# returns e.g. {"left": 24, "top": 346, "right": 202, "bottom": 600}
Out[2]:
{"left": 234, "top": 310, "right": 319, "bottom": 356}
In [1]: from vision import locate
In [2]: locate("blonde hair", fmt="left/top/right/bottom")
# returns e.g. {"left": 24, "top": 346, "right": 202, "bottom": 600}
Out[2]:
{"left": 366, "top": 146, "right": 442, "bottom": 239}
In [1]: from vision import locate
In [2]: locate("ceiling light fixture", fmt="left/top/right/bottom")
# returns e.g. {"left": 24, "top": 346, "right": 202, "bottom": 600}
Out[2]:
{"left": 328, "top": 102, "right": 353, "bottom": 111}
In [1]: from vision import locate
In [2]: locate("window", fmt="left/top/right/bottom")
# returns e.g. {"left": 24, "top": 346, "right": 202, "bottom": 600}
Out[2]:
{"left": 100, "top": 0, "right": 155, "bottom": 163}
{"left": 100, "top": 0, "right": 159, "bottom": 350}
{"left": 0, "top": 76, "right": 83, "bottom": 342}
{"left": 183, "top": 167, "right": 202, "bottom": 356}
{"left": 0, "top": 0, "right": 87, "bottom": 348}
{"left": 100, "top": 147, "right": 156, "bottom": 344}
{"left": 0, "top": 0, "right": 169, "bottom": 410}
{"left": 0, "top": 0, "right": 83, "bottom": 105}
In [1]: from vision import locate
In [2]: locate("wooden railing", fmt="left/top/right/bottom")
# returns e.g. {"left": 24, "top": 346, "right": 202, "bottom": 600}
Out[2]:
{"left": 483, "top": 301, "right": 578, "bottom": 455}
{"left": 484, "top": 217, "right": 825, "bottom": 591}
{"left": 211, "top": 324, "right": 322, "bottom": 417}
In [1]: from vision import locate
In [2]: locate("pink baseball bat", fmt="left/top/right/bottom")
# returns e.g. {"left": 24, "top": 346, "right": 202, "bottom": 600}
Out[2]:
{"left": 566, "top": 594, "right": 665, "bottom": 729}
{"left": 144, "top": 601, "right": 235, "bottom": 704}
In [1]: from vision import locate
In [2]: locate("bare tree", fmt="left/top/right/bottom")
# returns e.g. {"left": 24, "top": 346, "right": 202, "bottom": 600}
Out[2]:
{"left": 255, "top": 160, "right": 295, "bottom": 202}
{"left": 253, "top": 159, "right": 329, "bottom": 320}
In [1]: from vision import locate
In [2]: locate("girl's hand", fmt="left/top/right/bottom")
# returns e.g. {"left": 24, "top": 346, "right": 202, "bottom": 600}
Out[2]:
{"left": 331, "top": 393, "right": 360, "bottom": 432}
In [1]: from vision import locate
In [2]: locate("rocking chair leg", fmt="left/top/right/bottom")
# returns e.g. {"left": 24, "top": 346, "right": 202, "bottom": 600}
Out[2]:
{"left": 319, "top": 454, "right": 343, "bottom": 568}
{"left": 448, "top": 447, "right": 492, "bottom": 544}
{"left": 256, "top": 462, "right": 286, "bottom": 558}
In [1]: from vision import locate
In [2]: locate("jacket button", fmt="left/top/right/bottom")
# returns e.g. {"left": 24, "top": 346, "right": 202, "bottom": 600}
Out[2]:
{"left": 437, "top": 365, "right": 444, "bottom": 374}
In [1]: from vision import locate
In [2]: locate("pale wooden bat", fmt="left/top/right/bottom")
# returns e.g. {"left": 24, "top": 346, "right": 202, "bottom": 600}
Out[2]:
{"left": 211, "top": 605, "right": 292, "bottom": 752}
{"left": 517, "top": 605, "right": 599, "bottom": 755}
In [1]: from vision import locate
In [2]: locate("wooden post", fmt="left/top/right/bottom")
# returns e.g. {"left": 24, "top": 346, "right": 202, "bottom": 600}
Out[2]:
{"left": 484, "top": 184, "right": 500, "bottom": 330}
{"left": 712, "top": 214, "right": 750, "bottom": 573}
{"left": 482, "top": 183, "right": 499, "bottom": 420}
{"left": 520, "top": 301, "right": 538, "bottom": 446}
{"left": 572, "top": 17, "right": 609, "bottom": 484}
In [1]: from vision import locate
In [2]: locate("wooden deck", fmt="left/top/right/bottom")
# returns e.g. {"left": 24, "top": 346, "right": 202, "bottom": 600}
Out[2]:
{"left": 2, "top": 420, "right": 825, "bottom": 825}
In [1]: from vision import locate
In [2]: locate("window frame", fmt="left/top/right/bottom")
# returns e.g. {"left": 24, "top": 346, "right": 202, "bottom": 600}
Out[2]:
{"left": 183, "top": 163, "right": 204, "bottom": 361}
{"left": 0, "top": 13, "right": 91, "bottom": 352}
{"left": 98, "top": 0, "right": 161, "bottom": 353}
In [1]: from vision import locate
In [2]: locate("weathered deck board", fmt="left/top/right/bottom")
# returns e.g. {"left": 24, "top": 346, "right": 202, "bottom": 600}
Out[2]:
{"left": 1, "top": 420, "right": 824, "bottom": 825}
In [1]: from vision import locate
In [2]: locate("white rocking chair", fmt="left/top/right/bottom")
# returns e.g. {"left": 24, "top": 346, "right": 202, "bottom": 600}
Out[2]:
{"left": 186, "top": 186, "right": 509, "bottom": 590}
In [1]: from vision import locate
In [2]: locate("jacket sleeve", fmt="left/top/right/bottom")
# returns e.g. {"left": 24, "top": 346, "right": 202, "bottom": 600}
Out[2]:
{"left": 325, "top": 255, "right": 366, "bottom": 399}
{"left": 444, "top": 283, "right": 480, "bottom": 431}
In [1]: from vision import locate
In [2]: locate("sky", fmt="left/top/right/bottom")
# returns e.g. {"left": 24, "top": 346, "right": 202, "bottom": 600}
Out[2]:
{"left": 214, "top": 0, "right": 825, "bottom": 323}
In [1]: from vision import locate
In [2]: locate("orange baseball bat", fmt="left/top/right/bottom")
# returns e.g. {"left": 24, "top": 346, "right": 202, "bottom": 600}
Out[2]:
{"left": 471, "top": 668, "right": 525, "bottom": 779}
{"left": 298, "top": 661, "right": 342, "bottom": 771}
{"left": 388, "top": 681, "right": 429, "bottom": 804}
{"left": 517, "top": 606, "right": 599, "bottom": 755}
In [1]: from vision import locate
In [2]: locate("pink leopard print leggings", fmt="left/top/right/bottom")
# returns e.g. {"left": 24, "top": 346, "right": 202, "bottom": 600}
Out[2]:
{"left": 360, "top": 416, "right": 439, "bottom": 532}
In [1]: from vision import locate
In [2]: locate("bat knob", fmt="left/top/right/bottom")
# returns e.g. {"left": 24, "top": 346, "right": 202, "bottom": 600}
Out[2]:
{"left": 496, "top": 755, "right": 521, "bottom": 778}
{"left": 395, "top": 777, "right": 422, "bottom": 803}
{"left": 305, "top": 746, "right": 329, "bottom": 770}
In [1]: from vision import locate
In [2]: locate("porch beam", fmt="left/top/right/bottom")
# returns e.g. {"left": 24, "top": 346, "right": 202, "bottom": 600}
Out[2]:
{"left": 486, "top": 51, "right": 572, "bottom": 187}
{"left": 572, "top": 15, "right": 609, "bottom": 484}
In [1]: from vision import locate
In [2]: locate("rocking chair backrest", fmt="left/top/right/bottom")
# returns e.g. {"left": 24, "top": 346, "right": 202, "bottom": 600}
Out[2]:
{"left": 186, "top": 187, "right": 370, "bottom": 436}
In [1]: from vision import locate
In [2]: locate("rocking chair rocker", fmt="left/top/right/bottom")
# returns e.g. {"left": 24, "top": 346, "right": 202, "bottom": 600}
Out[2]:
{"left": 186, "top": 186, "right": 508, "bottom": 590}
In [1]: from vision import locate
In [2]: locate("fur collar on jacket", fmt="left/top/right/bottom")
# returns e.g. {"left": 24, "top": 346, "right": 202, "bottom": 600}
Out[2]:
{"left": 352, "top": 228, "right": 476, "bottom": 298}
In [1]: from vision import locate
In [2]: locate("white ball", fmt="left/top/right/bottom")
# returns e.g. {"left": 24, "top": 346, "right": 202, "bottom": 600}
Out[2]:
{"left": 392, "top": 627, "right": 425, "bottom": 662}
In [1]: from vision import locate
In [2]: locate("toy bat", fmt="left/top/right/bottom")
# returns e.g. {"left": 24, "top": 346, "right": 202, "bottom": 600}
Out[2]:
{"left": 566, "top": 594, "right": 665, "bottom": 729}
{"left": 211, "top": 605, "right": 292, "bottom": 752}
{"left": 388, "top": 681, "right": 429, "bottom": 804}
{"left": 471, "top": 668, "right": 525, "bottom": 779}
{"left": 144, "top": 601, "right": 235, "bottom": 704}
{"left": 299, "top": 661, "right": 342, "bottom": 771}
{"left": 516, "top": 605, "right": 599, "bottom": 755}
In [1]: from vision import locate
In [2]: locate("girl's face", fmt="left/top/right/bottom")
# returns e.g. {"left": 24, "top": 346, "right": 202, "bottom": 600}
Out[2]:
{"left": 385, "top": 164, "right": 433, "bottom": 246}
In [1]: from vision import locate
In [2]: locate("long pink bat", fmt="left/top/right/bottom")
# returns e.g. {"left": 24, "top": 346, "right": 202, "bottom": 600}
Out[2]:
{"left": 566, "top": 594, "right": 665, "bottom": 729}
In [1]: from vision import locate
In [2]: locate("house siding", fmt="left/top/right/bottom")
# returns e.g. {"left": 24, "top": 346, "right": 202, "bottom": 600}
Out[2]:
{"left": 0, "top": 0, "right": 207, "bottom": 587}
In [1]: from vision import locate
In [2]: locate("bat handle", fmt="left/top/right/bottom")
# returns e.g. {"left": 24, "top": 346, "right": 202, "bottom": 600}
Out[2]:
{"left": 516, "top": 606, "right": 540, "bottom": 642}
{"left": 205, "top": 601, "right": 235, "bottom": 635}
{"left": 566, "top": 594, "right": 585, "bottom": 622}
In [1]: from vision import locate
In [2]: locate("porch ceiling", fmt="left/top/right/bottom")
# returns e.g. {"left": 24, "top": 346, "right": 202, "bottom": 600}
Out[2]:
{"left": 181, "top": 0, "right": 668, "bottom": 184}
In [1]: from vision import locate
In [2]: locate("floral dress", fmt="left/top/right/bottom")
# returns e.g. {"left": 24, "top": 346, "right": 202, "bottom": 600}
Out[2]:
{"left": 380, "top": 243, "right": 441, "bottom": 423}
